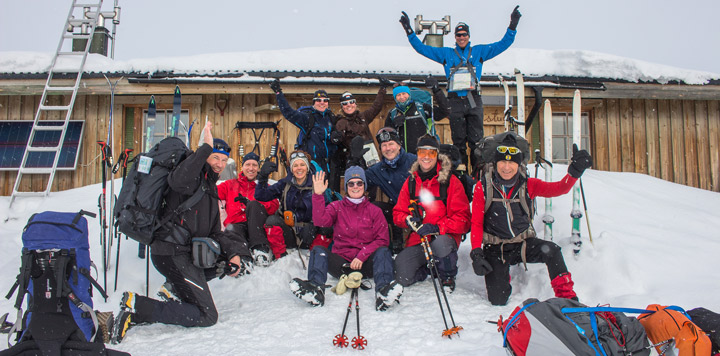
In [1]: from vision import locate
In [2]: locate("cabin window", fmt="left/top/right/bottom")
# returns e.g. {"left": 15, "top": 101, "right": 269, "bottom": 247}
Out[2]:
{"left": 143, "top": 109, "right": 190, "bottom": 150}
{"left": 551, "top": 112, "right": 590, "bottom": 164}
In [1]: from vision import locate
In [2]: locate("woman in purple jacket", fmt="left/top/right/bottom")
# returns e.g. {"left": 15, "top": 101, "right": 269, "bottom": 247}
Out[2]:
{"left": 289, "top": 166, "right": 403, "bottom": 311}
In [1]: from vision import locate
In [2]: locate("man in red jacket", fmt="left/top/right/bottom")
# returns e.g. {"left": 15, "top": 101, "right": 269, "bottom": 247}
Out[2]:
{"left": 393, "top": 135, "right": 471, "bottom": 292}
{"left": 469, "top": 134, "right": 592, "bottom": 305}
{"left": 217, "top": 152, "right": 280, "bottom": 269}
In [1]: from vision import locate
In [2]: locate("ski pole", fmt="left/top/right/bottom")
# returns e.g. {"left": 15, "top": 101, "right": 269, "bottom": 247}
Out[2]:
{"left": 351, "top": 288, "right": 367, "bottom": 350}
{"left": 97, "top": 141, "right": 111, "bottom": 294}
{"left": 579, "top": 179, "right": 593, "bottom": 245}
{"left": 146, "top": 247, "right": 150, "bottom": 297}
{"left": 332, "top": 288, "right": 354, "bottom": 348}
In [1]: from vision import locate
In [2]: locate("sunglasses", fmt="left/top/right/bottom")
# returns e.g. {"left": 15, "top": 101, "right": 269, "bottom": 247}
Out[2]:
{"left": 497, "top": 145, "right": 521, "bottom": 155}
{"left": 417, "top": 148, "right": 438, "bottom": 158}
{"left": 313, "top": 98, "right": 330, "bottom": 103}
{"left": 455, "top": 33, "right": 469, "bottom": 38}
{"left": 341, "top": 99, "right": 356, "bottom": 106}
{"left": 347, "top": 181, "right": 364, "bottom": 188}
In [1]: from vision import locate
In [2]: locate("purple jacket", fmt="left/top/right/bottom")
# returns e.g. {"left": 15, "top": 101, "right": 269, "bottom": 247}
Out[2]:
{"left": 312, "top": 194, "right": 388, "bottom": 262}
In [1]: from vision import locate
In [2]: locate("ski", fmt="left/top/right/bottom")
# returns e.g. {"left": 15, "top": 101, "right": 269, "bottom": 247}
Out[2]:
{"left": 104, "top": 76, "right": 121, "bottom": 277}
{"left": 514, "top": 69, "right": 525, "bottom": 138}
{"left": 571, "top": 90, "right": 583, "bottom": 256}
{"left": 542, "top": 100, "right": 554, "bottom": 240}
{"left": 171, "top": 86, "right": 182, "bottom": 137}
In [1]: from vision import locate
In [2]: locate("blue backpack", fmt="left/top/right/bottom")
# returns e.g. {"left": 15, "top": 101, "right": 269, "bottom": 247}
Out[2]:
{"left": 5, "top": 210, "right": 108, "bottom": 351}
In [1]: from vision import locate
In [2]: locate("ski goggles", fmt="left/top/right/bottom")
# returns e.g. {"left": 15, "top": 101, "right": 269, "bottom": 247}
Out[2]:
{"left": 497, "top": 145, "right": 521, "bottom": 155}
{"left": 213, "top": 142, "right": 231, "bottom": 155}
{"left": 376, "top": 127, "right": 400, "bottom": 144}
{"left": 341, "top": 99, "right": 356, "bottom": 106}
{"left": 417, "top": 148, "right": 438, "bottom": 158}
{"left": 346, "top": 180, "right": 364, "bottom": 188}
{"left": 313, "top": 98, "right": 330, "bottom": 103}
{"left": 290, "top": 151, "right": 309, "bottom": 160}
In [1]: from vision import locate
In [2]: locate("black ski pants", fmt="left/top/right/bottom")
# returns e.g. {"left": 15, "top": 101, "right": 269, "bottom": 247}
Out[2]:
{"left": 448, "top": 93, "right": 484, "bottom": 169}
{"left": 394, "top": 235, "right": 458, "bottom": 287}
{"left": 483, "top": 237, "right": 568, "bottom": 306}
{"left": 134, "top": 253, "right": 218, "bottom": 327}
{"left": 307, "top": 246, "right": 394, "bottom": 292}
{"left": 372, "top": 201, "right": 405, "bottom": 255}
{"left": 217, "top": 200, "right": 271, "bottom": 258}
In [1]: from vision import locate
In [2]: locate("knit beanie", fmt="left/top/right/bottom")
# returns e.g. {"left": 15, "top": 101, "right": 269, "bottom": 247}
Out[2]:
{"left": 242, "top": 152, "right": 260, "bottom": 165}
{"left": 455, "top": 22, "right": 470, "bottom": 36}
{"left": 494, "top": 134, "right": 524, "bottom": 165}
{"left": 416, "top": 134, "right": 439, "bottom": 151}
{"left": 344, "top": 165, "right": 366, "bottom": 188}
{"left": 289, "top": 151, "right": 311, "bottom": 170}
{"left": 212, "top": 138, "right": 230, "bottom": 156}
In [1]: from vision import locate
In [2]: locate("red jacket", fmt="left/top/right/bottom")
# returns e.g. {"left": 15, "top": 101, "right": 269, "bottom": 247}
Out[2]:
{"left": 393, "top": 154, "right": 471, "bottom": 247}
{"left": 217, "top": 174, "right": 279, "bottom": 227}
{"left": 470, "top": 173, "right": 577, "bottom": 250}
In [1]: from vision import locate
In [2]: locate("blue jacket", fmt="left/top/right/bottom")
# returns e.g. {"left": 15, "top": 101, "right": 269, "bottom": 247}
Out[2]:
{"left": 275, "top": 92, "right": 337, "bottom": 164}
{"left": 407, "top": 29, "right": 516, "bottom": 96}
{"left": 366, "top": 150, "right": 417, "bottom": 203}
{"left": 254, "top": 175, "right": 314, "bottom": 223}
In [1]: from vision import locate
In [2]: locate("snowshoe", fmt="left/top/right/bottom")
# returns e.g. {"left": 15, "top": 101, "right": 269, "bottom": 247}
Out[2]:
{"left": 252, "top": 246, "right": 273, "bottom": 267}
{"left": 289, "top": 278, "right": 325, "bottom": 306}
{"left": 376, "top": 281, "right": 403, "bottom": 311}
{"left": 441, "top": 276, "right": 456, "bottom": 294}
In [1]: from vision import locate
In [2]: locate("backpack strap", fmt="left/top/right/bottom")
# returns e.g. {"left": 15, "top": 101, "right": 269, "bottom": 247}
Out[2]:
{"left": 450, "top": 46, "right": 479, "bottom": 85}
{"left": 155, "top": 182, "right": 207, "bottom": 231}
{"left": 408, "top": 174, "right": 449, "bottom": 204}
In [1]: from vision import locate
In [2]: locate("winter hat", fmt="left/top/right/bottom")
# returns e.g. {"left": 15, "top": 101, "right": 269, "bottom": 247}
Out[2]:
{"left": 455, "top": 22, "right": 470, "bottom": 36}
{"left": 344, "top": 165, "right": 366, "bottom": 188}
{"left": 289, "top": 150, "right": 310, "bottom": 170}
{"left": 340, "top": 92, "right": 355, "bottom": 103}
{"left": 212, "top": 138, "right": 230, "bottom": 156}
{"left": 494, "top": 134, "right": 524, "bottom": 165}
{"left": 313, "top": 89, "right": 329, "bottom": 100}
{"left": 392, "top": 85, "right": 410, "bottom": 100}
{"left": 416, "top": 134, "right": 439, "bottom": 151}
{"left": 242, "top": 152, "right": 260, "bottom": 165}
{"left": 376, "top": 127, "right": 402, "bottom": 146}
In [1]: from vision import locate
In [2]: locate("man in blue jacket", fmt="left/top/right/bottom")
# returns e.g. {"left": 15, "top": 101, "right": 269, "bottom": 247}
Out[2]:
{"left": 365, "top": 127, "right": 417, "bottom": 254}
{"left": 399, "top": 6, "right": 521, "bottom": 169}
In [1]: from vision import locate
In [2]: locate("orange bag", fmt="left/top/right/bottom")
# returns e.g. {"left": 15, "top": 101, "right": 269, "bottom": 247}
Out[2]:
{"left": 638, "top": 304, "right": 712, "bottom": 356}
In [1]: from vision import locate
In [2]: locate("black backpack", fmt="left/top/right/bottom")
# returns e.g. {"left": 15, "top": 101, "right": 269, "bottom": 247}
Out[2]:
{"left": 114, "top": 136, "right": 203, "bottom": 245}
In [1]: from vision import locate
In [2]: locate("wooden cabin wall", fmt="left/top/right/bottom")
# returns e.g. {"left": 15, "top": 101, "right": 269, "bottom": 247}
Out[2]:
{"left": 591, "top": 99, "right": 720, "bottom": 192}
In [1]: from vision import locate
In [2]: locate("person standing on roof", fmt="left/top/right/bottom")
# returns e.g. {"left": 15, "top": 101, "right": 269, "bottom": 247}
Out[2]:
{"left": 384, "top": 78, "right": 450, "bottom": 154}
{"left": 399, "top": 6, "right": 521, "bottom": 169}
{"left": 470, "top": 134, "right": 592, "bottom": 306}
{"left": 270, "top": 79, "right": 337, "bottom": 175}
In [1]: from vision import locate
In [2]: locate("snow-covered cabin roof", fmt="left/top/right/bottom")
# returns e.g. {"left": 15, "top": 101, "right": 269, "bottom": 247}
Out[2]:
{"left": 1, "top": 46, "right": 718, "bottom": 85}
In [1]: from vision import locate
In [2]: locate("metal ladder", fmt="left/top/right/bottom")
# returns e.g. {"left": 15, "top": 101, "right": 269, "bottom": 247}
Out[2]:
{"left": 9, "top": 0, "right": 104, "bottom": 207}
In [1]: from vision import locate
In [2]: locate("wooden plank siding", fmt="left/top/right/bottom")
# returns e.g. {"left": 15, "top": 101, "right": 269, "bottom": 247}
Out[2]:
{"left": 2, "top": 91, "right": 720, "bottom": 196}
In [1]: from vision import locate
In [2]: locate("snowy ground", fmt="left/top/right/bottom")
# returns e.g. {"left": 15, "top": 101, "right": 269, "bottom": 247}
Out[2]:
{"left": 1, "top": 165, "right": 719, "bottom": 355}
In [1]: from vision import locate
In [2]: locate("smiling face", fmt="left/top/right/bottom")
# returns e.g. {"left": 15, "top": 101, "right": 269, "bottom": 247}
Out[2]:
{"left": 416, "top": 148, "right": 438, "bottom": 172}
{"left": 455, "top": 31, "right": 469, "bottom": 48}
{"left": 395, "top": 92, "right": 410, "bottom": 104}
{"left": 496, "top": 160, "right": 519, "bottom": 180}
{"left": 341, "top": 100, "right": 357, "bottom": 115}
{"left": 346, "top": 178, "right": 365, "bottom": 199}
{"left": 380, "top": 140, "right": 401, "bottom": 161}
{"left": 242, "top": 160, "right": 259, "bottom": 181}
{"left": 291, "top": 160, "right": 309, "bottom": 183}
{"left": 313, "top": 98, "right": 329, "bottom": 112}
{"left": 206, "top": 153, "right": 228, "bottom": 174}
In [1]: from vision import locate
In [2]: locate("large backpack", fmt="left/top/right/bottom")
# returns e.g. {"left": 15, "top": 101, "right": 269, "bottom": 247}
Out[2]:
{"left": 501, "top": 298, "right": 651, "bottom": 356}
{"left": 390, "top": 88, "right": 440, "bottom": 144}
{"left": 5, "top": 211, "right": 108, "bottom": 354}
{"left": 115, "top": 136, "right": 202, "bottom": 245}
{"left": 638, "top": 304, "right": 712, "bottom": 356}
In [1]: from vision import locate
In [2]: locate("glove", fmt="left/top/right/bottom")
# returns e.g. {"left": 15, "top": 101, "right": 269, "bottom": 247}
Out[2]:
{"left": 392, "top": 115, "right": 406, "bottom": 129}
{"left": 269, "top": 79, "right": 282, "bottom": 94}
{"left": 509, "top": 5, "right": 521, "bottom": 31}
{"left": 470, "top": 248, "right": 493, "bottom": 276}
{"left": 378, "top": 77, "right": 393, "bottom": 89}
{"left": 405, "top": 215, "right": 422, "bottom": 231}
{"left": 234, "top": 194, "right": 249, "bottom": 205}
{"left": 299, "top": 224, "right": 316, "bottom": 248}
{"left": 330, "top": 130, "right": 344, "bottom": 145}
{"left": 350, "top": 136, "right": 369, "bottom": 161}
{"left": 258, "top": 160, "right": 278, "bottom": 181}
{"left": 425, "top": 77, "right": 438, "bottom": 90}
{"left": 416, "top": 223, "right": 439, "bottom": 236}
{"left": 567, "top": 143, "right": 592, "bottom": 178}
{"left": 399, "top": 11, "right": 413, "bottom": 36}
{"left": 331, "top": 271, "right": 363, "bottom": 295}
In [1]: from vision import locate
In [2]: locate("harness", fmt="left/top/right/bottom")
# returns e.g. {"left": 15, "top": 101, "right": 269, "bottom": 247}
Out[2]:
{"left": 448, "top": 46, "right": 482, "bottom": 107}
{"left": 481, "top": 165, "right": 535, "bottom": 269}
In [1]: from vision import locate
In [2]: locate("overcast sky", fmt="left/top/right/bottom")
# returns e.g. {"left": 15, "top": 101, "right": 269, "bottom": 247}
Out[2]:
{"left": 1, "top": 0, "right": 718, "bottom": 74}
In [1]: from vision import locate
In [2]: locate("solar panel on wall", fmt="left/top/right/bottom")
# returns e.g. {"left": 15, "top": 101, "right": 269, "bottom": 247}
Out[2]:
{"left": 0, "top": 121, "right": 85, "bottom": 170}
